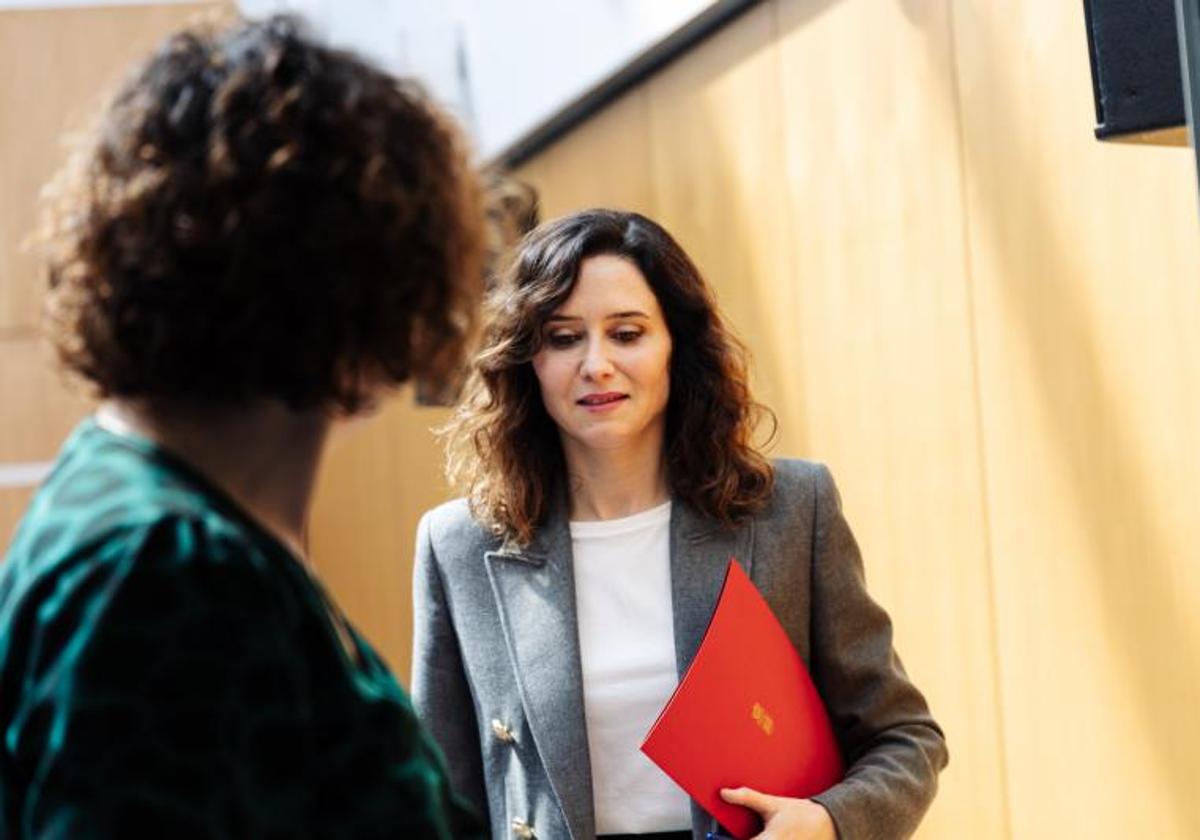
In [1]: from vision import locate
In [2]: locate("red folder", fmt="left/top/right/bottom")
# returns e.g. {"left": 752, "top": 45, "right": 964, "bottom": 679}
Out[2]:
{"left": 640, "top": 560, "right": 844, "bottom": 839}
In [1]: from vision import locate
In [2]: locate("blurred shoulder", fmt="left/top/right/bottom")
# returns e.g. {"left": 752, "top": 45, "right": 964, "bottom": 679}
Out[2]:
{"left": 7, "top": 511, "right": 276, "bottom": 607}
{"left": 0, "top": 512, "right": 286, "bottom": 696}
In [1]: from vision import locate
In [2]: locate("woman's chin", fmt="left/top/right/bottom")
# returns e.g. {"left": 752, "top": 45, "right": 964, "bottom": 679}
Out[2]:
{"left": 567, "top": 424, "right": 661, "bottom": 456}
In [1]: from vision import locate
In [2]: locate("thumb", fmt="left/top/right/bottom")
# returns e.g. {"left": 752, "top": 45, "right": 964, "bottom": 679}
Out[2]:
{"left": 720, "top": 786, "right": 780, "bottom": 817}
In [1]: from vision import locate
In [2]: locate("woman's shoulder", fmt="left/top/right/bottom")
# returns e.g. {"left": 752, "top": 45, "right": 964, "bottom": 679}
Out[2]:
{"left": 769, "top": 457, "right": 836, "bottom": 495}
{"left": 418, "top": 497, "right": 500, "bottom": 556}
{"left": 758, "top": 458, "right": 841, "bottom": 524}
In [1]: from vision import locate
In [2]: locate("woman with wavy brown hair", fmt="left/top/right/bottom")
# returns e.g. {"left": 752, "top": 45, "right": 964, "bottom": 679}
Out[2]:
{"left": 1, "top": 15, "right": 486, "bottom": 839}
{"left": 413, "top": 209, "right": 947, "bottom": 840}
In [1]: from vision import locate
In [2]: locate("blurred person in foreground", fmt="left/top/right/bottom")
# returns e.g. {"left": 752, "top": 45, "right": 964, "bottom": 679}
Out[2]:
{"left": 0, "top": 15, "right": 486, "bottom": 838}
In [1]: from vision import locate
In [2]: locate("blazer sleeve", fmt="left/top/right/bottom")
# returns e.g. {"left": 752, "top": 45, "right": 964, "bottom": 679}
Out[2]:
{"left": 411, "top": 510, "right": 490, "bottom": 824}
{"left": 805, "top": 465, "right": 949, "bottom": 840}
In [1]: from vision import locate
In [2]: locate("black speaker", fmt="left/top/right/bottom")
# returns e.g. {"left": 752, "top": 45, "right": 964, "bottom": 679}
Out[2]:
{"left": 1083, "top": 0, "right": 1186, "bottom": 142}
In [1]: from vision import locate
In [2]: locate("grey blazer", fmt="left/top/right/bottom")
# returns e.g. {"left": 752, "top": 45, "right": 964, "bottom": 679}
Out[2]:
{"left": 412, "top": 459, "right": 947, "bottom": 840}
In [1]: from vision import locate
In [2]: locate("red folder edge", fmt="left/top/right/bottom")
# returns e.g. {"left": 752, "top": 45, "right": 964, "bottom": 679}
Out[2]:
{"left": 640, "top": 559, "right": 844, "bottom": 839}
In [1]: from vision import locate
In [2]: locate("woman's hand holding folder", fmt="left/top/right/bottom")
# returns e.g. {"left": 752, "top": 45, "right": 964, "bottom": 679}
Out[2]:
{"left": 719, "top": 788, "right": 836, "bottom": 840}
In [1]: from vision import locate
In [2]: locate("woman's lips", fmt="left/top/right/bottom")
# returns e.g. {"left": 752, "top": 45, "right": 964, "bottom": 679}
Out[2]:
{"left": 577, "top": 393, "right": 628, "bottom": 412}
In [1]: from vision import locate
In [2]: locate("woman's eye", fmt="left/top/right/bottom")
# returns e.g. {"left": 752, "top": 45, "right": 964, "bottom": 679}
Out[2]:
{"left": 612, "top": 330, "right": 642, "bottom": 344}
{"left": 547, "top": 332, "right": 581, "bottom": 348}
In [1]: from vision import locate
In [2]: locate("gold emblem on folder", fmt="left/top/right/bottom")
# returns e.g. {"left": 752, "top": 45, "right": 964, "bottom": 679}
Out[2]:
{"left": 752, "top": 702, "right": 775, "bottom": 735}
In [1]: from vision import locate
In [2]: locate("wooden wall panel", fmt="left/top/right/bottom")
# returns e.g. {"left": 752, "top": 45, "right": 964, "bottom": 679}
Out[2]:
{"left": 308, "top": 398, "right": 456, "bottom": 683}
{"left": 643, "top": 2, "right": 805, "bottom": 456}
{"left": 953, "top": 1, "right": 1200, "bottom": 837}
{"left": 774, "top": 1, "right": 1006, "bottom": 835}
{"left": 514, "top": 88, "right": 655, "bottom": 220}
{"left": 0, "top": 3, "right": 222, "bottom": 332}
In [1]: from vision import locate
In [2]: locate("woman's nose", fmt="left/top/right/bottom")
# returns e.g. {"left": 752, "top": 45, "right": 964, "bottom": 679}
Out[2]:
{"left": 580, "top": 339, "right": 615, "bottom": 380}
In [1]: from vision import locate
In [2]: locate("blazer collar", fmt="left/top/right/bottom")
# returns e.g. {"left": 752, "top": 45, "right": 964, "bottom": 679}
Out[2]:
{"left": 484, "top": 494, "right": 595, "bottom": 840}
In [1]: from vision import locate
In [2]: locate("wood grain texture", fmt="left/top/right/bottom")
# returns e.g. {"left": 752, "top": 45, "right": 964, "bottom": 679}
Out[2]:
{"left": 953, "top": 1, "right": 1200, "bottom": 836}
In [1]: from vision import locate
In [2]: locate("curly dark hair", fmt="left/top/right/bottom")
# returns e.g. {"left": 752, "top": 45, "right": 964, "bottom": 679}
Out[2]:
{"left": 39, "top": 15, "right": 484, "bottom": 413}
{"left": 442, "top": 208, "right": 775, "bottom": 545}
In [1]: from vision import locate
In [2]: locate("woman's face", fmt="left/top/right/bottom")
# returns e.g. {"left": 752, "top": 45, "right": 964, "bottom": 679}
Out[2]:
{"left": 532, "top": 253, "right": 673, "bottom": 462}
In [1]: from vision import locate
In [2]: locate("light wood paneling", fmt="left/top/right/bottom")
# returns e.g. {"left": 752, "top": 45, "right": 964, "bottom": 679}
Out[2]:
{"left": 643, "top": 2, "right": 805, "bottom": 456}
{"left": 308, "top": 397, "right": 456, "bottom": 684}
{"left": 514, "top": 87, "right": 655, "bottom": 219}
{"left": 0, "top": 3, "right": 221, "bottom": 331}
{"left": 774, "top": 1, "right": 1007, "bottom": 835}
{"left": 954, "top": 1, "right": 1200, "bottom": 837}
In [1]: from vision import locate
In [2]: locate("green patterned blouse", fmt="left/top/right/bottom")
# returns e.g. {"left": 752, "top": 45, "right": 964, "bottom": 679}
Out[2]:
{"left": 0, "top": 418, "right": 482, "bottom": 839}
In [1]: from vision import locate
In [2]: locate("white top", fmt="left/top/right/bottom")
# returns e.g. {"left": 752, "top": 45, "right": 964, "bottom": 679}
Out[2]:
{"left": 570, "top": 501, "right": 692, "bottom": 834}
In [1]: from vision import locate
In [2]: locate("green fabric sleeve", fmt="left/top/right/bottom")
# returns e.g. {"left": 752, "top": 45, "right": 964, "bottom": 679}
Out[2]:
{"left": 8, "top": 516, "right": 480, "bottom": 839}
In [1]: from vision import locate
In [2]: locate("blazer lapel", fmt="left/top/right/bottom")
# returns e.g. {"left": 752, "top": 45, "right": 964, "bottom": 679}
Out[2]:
{"left": 669, "top": 502, "right": 755, "bottom": 838}
{"left": 669, "top": 502, "right": 756, "bottom": 679}
{"left": 485, "top": 506, "right": 595, "bottom": 840}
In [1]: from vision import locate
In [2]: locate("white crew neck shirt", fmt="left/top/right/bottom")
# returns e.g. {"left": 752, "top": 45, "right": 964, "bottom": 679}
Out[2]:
{"left": 569, "top": 500, "right": 691, "bottom": 834}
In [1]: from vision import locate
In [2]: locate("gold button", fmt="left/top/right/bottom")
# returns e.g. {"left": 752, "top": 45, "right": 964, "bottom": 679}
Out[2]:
{"left": 510, "top": 817, "right": 536, "bottom": 839}
{"left": 491, "top": 718, "right": 516, "bottom": 743}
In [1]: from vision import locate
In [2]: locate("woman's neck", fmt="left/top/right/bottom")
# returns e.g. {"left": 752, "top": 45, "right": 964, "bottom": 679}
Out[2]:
{"left": 562, "top": 435, "right": 671, "bottom": 522}
{"left": 96, "top": 398, "right": 330, "bottom": 560}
